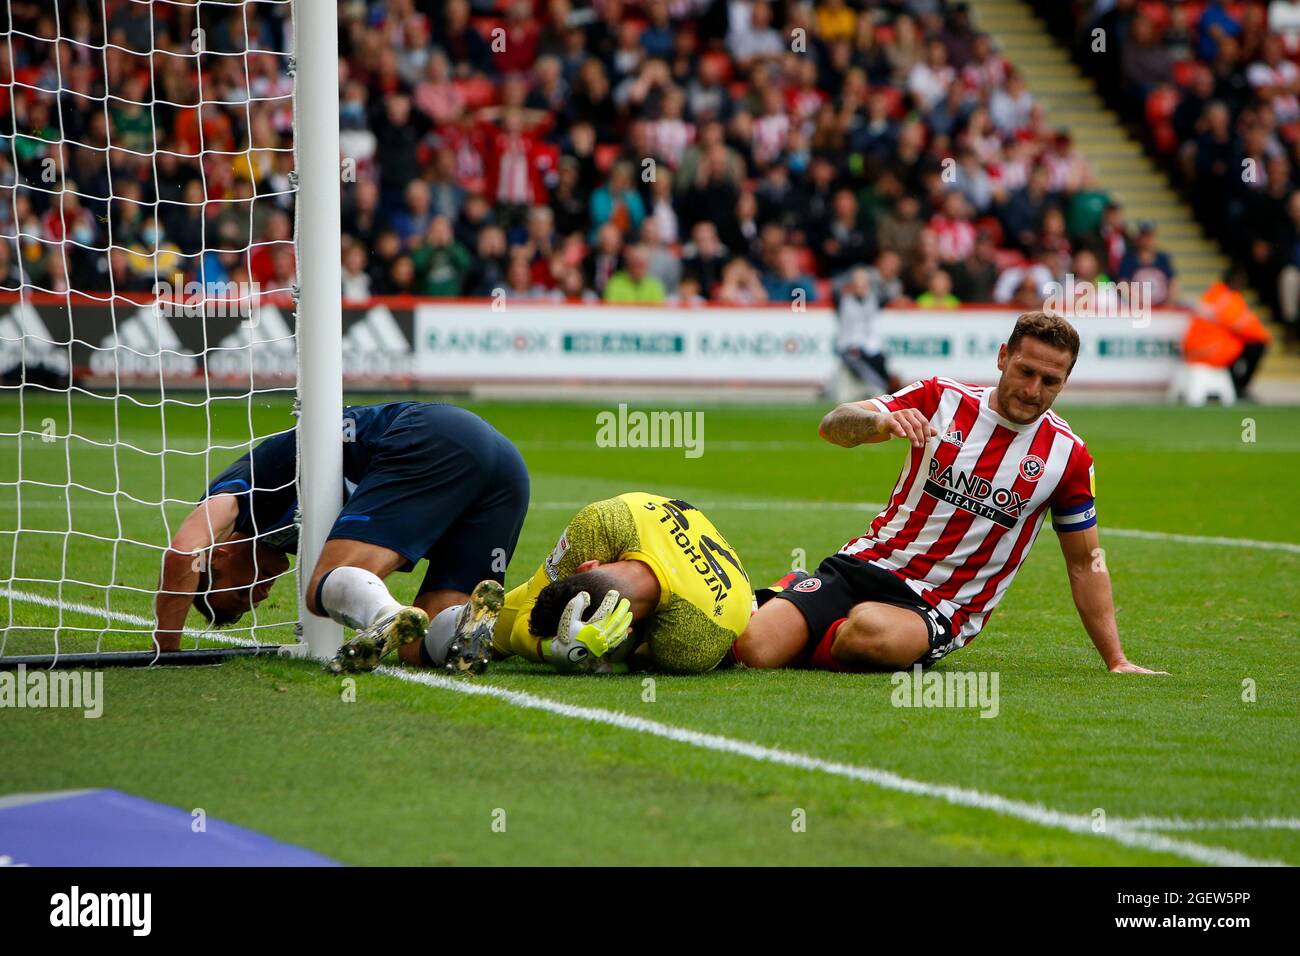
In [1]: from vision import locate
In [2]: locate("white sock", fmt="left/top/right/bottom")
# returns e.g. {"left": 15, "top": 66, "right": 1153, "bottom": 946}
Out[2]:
{"left": 420, "top": 604, "right": 464, "bottom": 667}
{"left": 319, "top": 566, "right": 403, "bottom": 631}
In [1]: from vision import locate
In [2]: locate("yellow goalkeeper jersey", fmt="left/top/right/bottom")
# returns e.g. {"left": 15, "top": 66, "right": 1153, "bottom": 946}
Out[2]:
{"left": 492, "top": 492, "right": 753, "bottom": 673}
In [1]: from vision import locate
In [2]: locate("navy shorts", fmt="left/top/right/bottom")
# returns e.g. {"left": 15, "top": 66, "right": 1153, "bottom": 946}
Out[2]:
{"left": 772, "top": 553, "right": 957, "bottom": 667}
{"left": 329, "top": 404, "right": 530, "bottom": 595}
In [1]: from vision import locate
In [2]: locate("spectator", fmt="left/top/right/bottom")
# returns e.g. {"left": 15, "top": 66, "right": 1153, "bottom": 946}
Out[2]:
{"left": 391, "top": 180, "right": 433, "bottom": 250}
{"left": 341, "top": 243, "right": 371, "bottom": 302}
{"left": 380, "top": 255, "right": 419, "bottom": 295}
{"left": 584, "top": 222, "right": 625, "bottom": 296}
{"left": 867, "top": 249, "right": 910, "bottom": 306}
{"left": 466, "top": 225, "right": 510, "bottom": 297}
{"left": 411, "top": 216, "right": 472, "bottom": 297}
{"left": 994, "top": 255, "right": 1056, "bottom": 304}
{"left": 646, "top": 170, "right": 679, "bottom": 246}
{"left": 729, "top": 1, "right": 784, "bottom": 68}
{"left": 820, "top": 189, "right": 875, "bottom": 277}
{"left": 454, "top": 193, "right": 495, "bottom": 253}
{"left": 989, "top": 71, "right": 1034, "bottom": 135}
{"left": 682, "top": 221, "right": 730, "bottom": 296}
{"left": 877, "top": 193, "right": 925, "bottom": 261}
{"left": 640, "top": 219, "right": 681, "bottom": 294}
{"left": 917, "top": 268, "right": 961, "bottom": 308}
{"left": 1118, "top": 221, "right": 1178, "bottom": 306}
{"left": 1120, "top": 15, "right": 1173, "bottom": 100}
{"left": 950, "top": 229, "right": 1000, "bottom": 302}
{"left": 908, "top": 39, "right": 956, "bottom": 113}
{"left": 503, "top": 253, "right": 550, "bottom": 301}
{"left": 371, "top": 94, "right": 425, "bottom": 212}
{"left": 641, "top": 1, "right": 676, "bottom": 61}
{"left": 763, "top": 246, "right": 818, "bottom": 305}
{"left": 716, "top": 257, "right": 769, "bottom": 305}
{"left": 1001, "top": 165, "right": 1057, "bottom": 253}
{"left": 1246, "top": 34, "right": 1300, "bottom": 124}
{"left": 590, "top": 162, "right": 647, "bottom": 240}
{"left": 816, "top": 0, "right": 857, "bottom": 44}
{"left": 440, "top": 0, "right": 493, "bottom": 77}
{"left": 413, "top": 51, "right": 464, "bottom": 126}
{"left": 604, "top": 244, "right": 666, "bottom": 303}
{"left": 930, "top": 191, "right": 977, "bottom": 264}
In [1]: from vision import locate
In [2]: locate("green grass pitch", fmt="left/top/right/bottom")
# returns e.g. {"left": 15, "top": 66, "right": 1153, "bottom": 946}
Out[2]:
{"left": 1, "top": 393, "right": 1297, "bottom": 865}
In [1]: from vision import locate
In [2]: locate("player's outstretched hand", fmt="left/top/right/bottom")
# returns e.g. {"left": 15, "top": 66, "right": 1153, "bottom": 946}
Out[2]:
{"left": 886, "top": 409, "right": 939, "bottom": 447}
{"left": 1108, "top": 659, "right": 1170, "bottom": 675}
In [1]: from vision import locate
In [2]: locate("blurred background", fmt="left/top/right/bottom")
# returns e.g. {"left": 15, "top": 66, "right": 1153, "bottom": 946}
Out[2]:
{"left": 1, "top": 0, "right": 1298, "bottom": 405}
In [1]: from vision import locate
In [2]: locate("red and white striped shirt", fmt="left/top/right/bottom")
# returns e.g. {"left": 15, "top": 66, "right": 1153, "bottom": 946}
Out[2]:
{"left": 843, "top": 377, "right": 1097, "bottom": 655}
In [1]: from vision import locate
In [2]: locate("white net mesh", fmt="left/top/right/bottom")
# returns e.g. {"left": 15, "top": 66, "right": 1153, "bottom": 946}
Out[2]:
{"left": 0, "top": 0, "right": 303, "bottom": 658}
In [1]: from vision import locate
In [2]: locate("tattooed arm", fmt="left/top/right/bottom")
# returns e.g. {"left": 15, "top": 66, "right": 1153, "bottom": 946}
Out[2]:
{"left": 818, "top": 402, "right": 938, "bottom": 448}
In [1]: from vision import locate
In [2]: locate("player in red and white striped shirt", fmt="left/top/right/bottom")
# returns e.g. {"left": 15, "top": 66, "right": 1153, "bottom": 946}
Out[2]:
{"left": 736, "top": 311, "right": 1165, "bottom": 674}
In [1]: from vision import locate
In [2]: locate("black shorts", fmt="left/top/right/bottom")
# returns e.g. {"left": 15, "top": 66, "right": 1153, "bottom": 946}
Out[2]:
{"left": 772, "top": 553, "right": 958, "bottom": 667}
{"left": 329, "top": 404, "right": 530, "bottom": 595}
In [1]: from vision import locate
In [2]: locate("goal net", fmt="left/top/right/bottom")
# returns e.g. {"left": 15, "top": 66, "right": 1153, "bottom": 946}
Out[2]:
{"left": 0, "top": 0, "right": 340, "bottom": 665}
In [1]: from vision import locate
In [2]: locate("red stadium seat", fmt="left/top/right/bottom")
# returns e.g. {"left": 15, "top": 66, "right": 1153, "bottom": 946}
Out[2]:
{"left": 974, "top": 216, "right": 1004, "bottom": 248}
{"left": 455, "top": 76, "right": 497, "bottom": 110}
{"left": 1171, "top": 59, "right": 1198, "bottom": 89}
{"left": 794, "top": 246, "right": 817, "bottom": 275}
{"left": 1138, "top": 1, "right": 1171, "bottom": 33}
{"left": 1146, "top": 86, "right": 1180, "bottom": 153}
{"left": 869, "top": 86, "right": 905, "bottom": 119}
{"left": 471, "top": 17, "right": 502, "bottom": 43}
{"left": 994, "top": 249, "right": 1025, "bottom": 271}
{"left": 594, "top": 143, "right": 621, "bottom": 174}
{"left": 1146, "top": 86, "right": 1179, "bottom": 124}
{"left": 701, "top": 50, "right": 733, "bottom": 84}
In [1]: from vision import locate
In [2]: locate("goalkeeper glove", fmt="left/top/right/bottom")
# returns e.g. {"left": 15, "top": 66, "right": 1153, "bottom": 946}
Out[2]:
{"left": 541, "top": 589, "right": 633, "bottom": 672}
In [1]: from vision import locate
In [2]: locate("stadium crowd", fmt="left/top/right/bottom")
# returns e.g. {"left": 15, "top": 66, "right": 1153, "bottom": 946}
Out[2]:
{"left": 2, "top": 0, "right": 1187, "bottom": 317}
{"left": 0, "top": 0, "right": 1294, "bottom": 348}
{"left": 1068, "top": 0, "right": 1300, "bottom": 346}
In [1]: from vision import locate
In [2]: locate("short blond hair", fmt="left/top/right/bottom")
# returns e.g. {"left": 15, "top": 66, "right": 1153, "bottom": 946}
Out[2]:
{"left": 1007, "top": 311, "right": 1080, "bottom": 370}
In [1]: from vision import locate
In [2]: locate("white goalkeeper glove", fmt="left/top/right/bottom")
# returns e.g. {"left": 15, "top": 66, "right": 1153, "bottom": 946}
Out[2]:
{"left": 541, "top": 589, "right": 633, "bottom": 672}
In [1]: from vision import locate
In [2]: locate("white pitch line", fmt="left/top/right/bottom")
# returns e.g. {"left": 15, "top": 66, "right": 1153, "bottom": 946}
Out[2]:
{"left": 374, "top": 665, "right": 1286, "bottom": 867}
{"left": 1110, "top": 815, "right": 1300, "bottom": 832}
{"left": 0, "top": 587, "right": 275, "bottom": 649}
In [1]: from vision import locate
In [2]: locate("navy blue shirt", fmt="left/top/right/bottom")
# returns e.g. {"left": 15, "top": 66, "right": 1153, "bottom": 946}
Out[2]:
{"left": 204, "top": 402, "right": 415, "bottom": 553}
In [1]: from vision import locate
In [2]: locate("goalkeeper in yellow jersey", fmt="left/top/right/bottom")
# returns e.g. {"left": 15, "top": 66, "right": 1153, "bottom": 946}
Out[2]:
{"left": 480, "top": 492, "right": 752, "bottom": 674}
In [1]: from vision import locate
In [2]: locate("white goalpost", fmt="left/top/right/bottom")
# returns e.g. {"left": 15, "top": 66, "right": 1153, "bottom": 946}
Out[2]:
{"left": 0, "top": 0, "right": 342, "bottom": 665}
{"left": 292, "top": 0, "right": 342, "bottom": 660}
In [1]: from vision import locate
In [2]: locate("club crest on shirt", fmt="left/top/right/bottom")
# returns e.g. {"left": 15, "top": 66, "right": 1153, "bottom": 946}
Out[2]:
{"left": 544, "top": 532, "right": 569, "bottom": 581}
{"left": 792, "top": 577, "right": 822, "bottom": 593}
{"left": 1019, "top": 455, "right": 1046, "bottom": 482}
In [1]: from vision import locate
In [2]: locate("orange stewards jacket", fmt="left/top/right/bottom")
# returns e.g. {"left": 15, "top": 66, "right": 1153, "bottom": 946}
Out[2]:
{"left": 1183, "top": 282, "right": 1272, "bottom": 367}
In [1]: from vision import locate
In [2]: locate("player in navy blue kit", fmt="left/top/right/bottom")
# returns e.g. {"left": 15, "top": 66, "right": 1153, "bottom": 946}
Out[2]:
{"left": 153, "top": 402, "right": 530, "bottom": 675}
